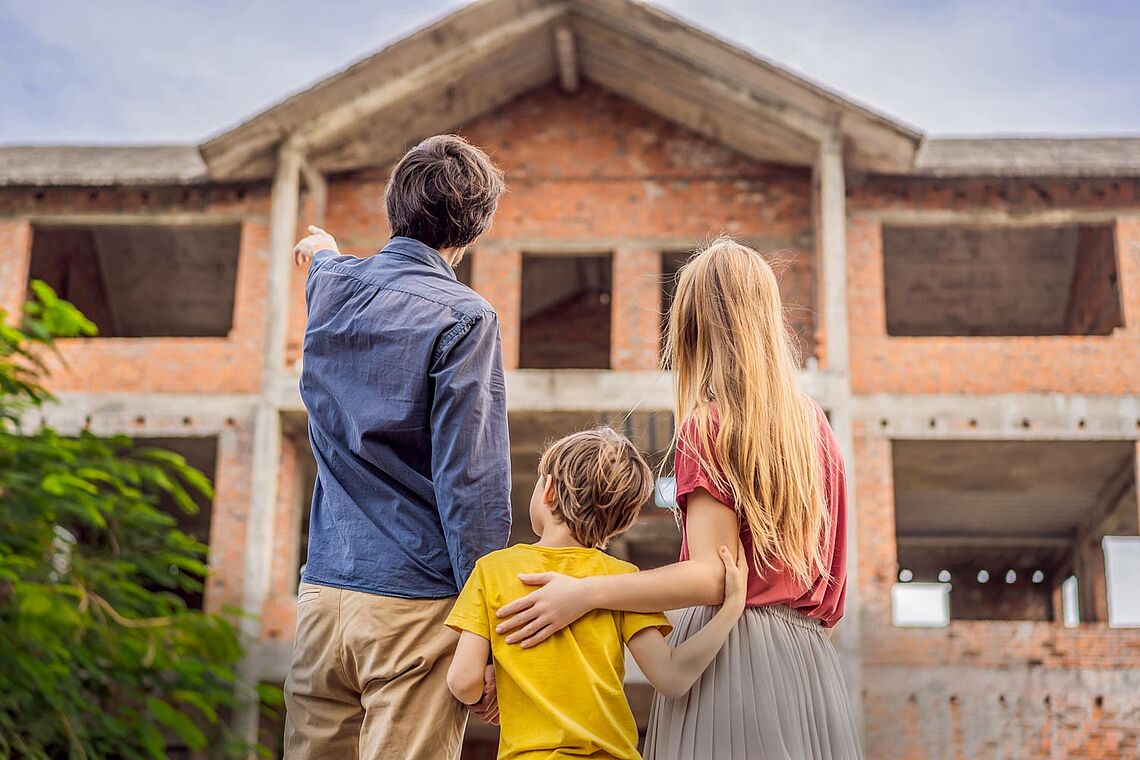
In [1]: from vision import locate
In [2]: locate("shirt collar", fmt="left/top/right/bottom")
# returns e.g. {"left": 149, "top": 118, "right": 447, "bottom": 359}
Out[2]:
{"left": 382, "top": 236, "right": 457, "bottom": 280}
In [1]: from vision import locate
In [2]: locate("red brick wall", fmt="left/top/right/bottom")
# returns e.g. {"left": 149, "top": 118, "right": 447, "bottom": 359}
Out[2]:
{"left": 309, "top": 84, "right": 817, "bottom": 370}
{"left": 0, "top": 219, "right": 31, "bottom": 319}
{"left": 472, "top": 248, "right": 522, "bottom": 368}
{"left": 854, "top": 422, "right": 1140, "bottom": 759}
{"left": 0, "top": 184, "right": 273, "bottom": 393}
{"left": 203, "top": 416, "right": 257, "bottom": 612}
{"left": 5, "top": 87, "right": 1140, "bottom": 760}
{"left": 261, "top": 429, "right": 306, "bottom": 641}
{"left": 612, "top": 248, "right": 661, "bottom": 371}
{"left": 847, "top": 177, "right": 1140, "bottom": 394}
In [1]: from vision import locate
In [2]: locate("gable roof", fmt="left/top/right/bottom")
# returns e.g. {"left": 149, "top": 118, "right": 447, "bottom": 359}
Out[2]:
{"left": 198, "top": 0, "right": 923, "bottom": 180}
{"left": 3, "top": 0, "right": 1139, "bottom": 187}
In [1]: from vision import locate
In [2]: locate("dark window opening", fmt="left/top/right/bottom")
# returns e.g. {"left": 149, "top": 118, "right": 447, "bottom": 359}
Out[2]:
{"left": 137, "top": 436, "right": 218, "bottom": 610}
{"left": 892, "top": 439, "right": 1136, "bottom": 624}
{"left": 660, "top": 252, "right": 688, "bottom": 359}
{"left": 29, "top": 223, "right": 242, "bottom": 337}
{"left": 519, "top": 254, "right": 612, "bottom": 369}
{"left": 883, "top": 223, "right": 1123, "bottom": 337}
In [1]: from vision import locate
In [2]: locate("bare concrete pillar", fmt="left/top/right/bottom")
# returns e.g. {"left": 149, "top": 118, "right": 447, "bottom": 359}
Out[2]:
{"left": 817, "top": 134, "right": 849, "bottom": 373}
{"left": 815, "top": 133, "right": 863, "bottom": 740}
{"left": 0, "top": 219, "right": 32, "bottom": 320}
{"left": 237, "top": 138, "right": 304, "bottom": 744}
{"left": 611, "top": 248, "right": 661, "bottom": 371}
{"left": 473, "top": 248, "right": 521, "bottom": 369}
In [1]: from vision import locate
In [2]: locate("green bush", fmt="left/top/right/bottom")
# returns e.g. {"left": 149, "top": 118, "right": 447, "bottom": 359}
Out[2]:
{"left": 0, "top": 283, "right": 275, "bottom": 759}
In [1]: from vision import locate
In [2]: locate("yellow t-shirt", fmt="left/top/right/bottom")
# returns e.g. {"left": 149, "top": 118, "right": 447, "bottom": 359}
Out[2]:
{"left": 446, "top": 544, "right": 671, "bottom": 760}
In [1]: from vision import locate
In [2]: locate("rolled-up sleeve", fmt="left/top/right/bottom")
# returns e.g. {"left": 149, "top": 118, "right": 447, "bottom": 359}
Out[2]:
{"left": 429, "top": 311, "right": 512, "bottom": 589}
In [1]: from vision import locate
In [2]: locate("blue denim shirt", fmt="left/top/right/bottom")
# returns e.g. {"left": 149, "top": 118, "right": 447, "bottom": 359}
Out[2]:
{"left": 299, "top": 236, "right": 511, "bottom": 598}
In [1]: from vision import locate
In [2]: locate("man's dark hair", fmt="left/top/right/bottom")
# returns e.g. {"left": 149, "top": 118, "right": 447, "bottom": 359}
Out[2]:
{"left": 385, "top": 134, "right": 506, "bottom": 251}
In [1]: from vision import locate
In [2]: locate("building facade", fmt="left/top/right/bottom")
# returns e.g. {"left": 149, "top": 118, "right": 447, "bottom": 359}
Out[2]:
{"left": 2, "top": 1, "right": 1139, "bottom": 757}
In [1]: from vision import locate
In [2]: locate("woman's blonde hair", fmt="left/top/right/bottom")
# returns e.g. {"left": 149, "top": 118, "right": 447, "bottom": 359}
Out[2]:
{"left": 663, "top": 236, "right": 828, "bottom": 586}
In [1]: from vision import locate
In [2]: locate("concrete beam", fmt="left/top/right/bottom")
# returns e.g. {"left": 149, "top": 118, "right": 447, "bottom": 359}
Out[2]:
{"left": 855, "top": 208, "right": 1138, "bottom": 226}
{"left": 299, "top": 159, "right": 328, "bottom": 228}
{"left": 295, "top": 5, "right": 566, "bottom": 150}
{"left": 19, "top": 212, "right": 260, "bottom": 225}
{"left": 32, "top": 392, "right": 258, "bottom": 435}
{"left": 898, "top": 535, "right": 1073, "bottom": 549}
{"left": 854, "top": 393, "right": 1140, "bottom": 440}
{"left": 471, "top": 234, "right": 812, "bottom": 254}
{"left": 274, "top": 368, "right": 849, "bottom": 414}
{"left": 554, "top": 25, "right": 580, "bottom": 93}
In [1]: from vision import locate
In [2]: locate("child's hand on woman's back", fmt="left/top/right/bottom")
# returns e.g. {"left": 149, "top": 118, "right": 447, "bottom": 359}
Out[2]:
{"left": 719, "top": 542, "right": 748, "bottom": 614}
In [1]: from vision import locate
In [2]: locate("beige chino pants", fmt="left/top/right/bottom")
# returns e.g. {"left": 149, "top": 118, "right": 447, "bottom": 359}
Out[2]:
{"left": 284, "top": 583, "right": 466, "bottom": 760}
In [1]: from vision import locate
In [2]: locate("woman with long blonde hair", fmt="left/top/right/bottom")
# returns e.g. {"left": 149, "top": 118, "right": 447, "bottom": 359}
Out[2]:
{"left": 495, "top": 238, "right": 861, "bottom": 758}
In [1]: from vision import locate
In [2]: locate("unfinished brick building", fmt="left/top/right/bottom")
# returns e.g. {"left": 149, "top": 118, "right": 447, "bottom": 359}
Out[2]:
{"left": 3, "top": 1, "right": 1139, "bottom": 757}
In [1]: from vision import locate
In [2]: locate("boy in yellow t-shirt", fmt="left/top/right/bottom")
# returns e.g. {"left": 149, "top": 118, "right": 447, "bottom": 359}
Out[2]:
{"left": 445, "top": 427, "right": 747, "bottom": 760}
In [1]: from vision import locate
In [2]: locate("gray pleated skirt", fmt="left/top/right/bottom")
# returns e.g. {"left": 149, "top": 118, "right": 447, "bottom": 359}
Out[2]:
{"left": 643, "top": 604, "right": 863, "bottom": 760}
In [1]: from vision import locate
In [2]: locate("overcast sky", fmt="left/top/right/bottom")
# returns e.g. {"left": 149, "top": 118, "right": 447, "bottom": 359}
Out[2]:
{"left": 2, "top": 0, "right": 1139, "bottom": 145}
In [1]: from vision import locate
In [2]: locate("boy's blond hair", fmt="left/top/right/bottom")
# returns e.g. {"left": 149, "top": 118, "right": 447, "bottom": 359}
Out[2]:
{"left": 537, "top": 427, "right": 653, "bottom": 549}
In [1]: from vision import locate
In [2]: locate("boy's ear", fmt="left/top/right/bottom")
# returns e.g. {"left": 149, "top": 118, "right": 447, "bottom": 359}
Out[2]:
{"left": 542, "top": 474, "right": 556, "bottom": 506}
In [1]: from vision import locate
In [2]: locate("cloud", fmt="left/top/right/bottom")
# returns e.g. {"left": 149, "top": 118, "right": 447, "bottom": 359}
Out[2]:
{"left": 1, "top": 0, "right": 1137, "bottom": 144}
{"left": 654, "top": 0, "right": 1140, "bottom": 135}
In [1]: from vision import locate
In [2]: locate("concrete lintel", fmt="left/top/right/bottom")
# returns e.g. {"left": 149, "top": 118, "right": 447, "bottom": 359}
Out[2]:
{"left": 898, "top": 534, "right": 1073, "bottom": 549}
{"left": 16, "top": 211, "right": 265, "bottom": 226}
{"left": 855, "top": 208, "right": 1139, "bottom": 226}
{"left": 473, "top": 234, "right": 813, "bottom": 255}
{"left": 855, "top": 393, "right": 1140, "bottom": 439}
{"left": 555, "top": 25, "right": 580, "bottom": 93}
{"left": 274, "top": 368, "right": 847, "bottom": 414}
{"left": 32, "top": 392, "right": 259, "bottom": 435}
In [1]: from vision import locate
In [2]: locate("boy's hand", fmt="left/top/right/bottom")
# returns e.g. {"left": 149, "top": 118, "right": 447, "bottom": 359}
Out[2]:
{"left": 293, "top": 225, "right": 339, "bottom": 266}
{"left": 469, "top": 665, "right": 499, "bottom": 725}
{"left": 720, "top": 542, "right": 748, "bottom": 613}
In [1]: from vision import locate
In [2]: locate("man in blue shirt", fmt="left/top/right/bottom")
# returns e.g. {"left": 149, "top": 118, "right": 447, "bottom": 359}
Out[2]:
{"left": 284, "top": 135, "right": 511, "bottom": 760}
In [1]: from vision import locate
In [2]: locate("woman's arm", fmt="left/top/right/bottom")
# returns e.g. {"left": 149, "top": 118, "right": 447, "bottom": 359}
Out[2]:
{"left": 495, "top": 490, "right": 739, "bottom": 647}
{"left": 627, "top": 543, "right": 747, "bottom": 698}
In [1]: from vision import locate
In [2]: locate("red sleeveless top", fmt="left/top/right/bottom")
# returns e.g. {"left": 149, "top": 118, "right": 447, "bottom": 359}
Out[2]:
{"left": 675, "top": 401, "right": 848, "bottom": 627}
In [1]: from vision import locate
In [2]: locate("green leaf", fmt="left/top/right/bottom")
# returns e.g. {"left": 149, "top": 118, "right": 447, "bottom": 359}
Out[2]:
{"left": 18, "top": 587, "right": 53, "bottom": 617}
{"left": 256, "top": 683, "right": 285, "bottom": 708}
{"left": 172, "top": 689, "right": 218, "bottom": 724}
{"left": 145, "top": 698, "right": 207, "bottom": 750}
{"left": 0, "top": 284, "right": 254, "bottom": 758}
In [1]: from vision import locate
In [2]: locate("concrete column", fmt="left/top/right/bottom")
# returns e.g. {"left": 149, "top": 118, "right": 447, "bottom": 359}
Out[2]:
{"left": 237, "top": 138, "right": 303, "bottom": 743}
{"left": 1136, "top": 441, "right": 1140, "bottom": 536}
{"left": 817, "top": 135, "right": 849, "bottom": 373}
{"left": 0, "top": 219, "right": 32, "bottom": 321}
{"left": 611, "top": 248, "right": 661, "bottom": 371}
{"left": 473, "top": 248, "right": 521, "bottom": 368}
{"left": 815, "top": 134, "right": 864, "bottom": 739}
